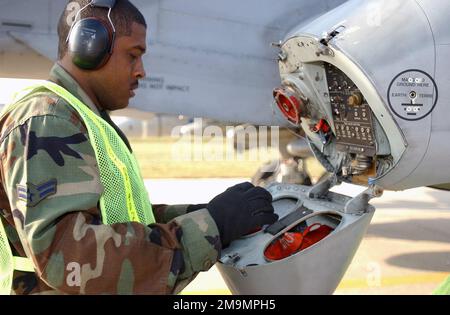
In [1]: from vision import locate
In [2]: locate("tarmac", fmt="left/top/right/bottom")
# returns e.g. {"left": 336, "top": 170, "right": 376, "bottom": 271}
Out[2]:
{"left": 145, "top": 179, "right": 450, "bottom": 295}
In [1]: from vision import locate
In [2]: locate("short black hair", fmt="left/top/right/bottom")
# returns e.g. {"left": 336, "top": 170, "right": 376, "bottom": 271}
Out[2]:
{"left": 57, "top": 0, "right": 146, "bottom": 60}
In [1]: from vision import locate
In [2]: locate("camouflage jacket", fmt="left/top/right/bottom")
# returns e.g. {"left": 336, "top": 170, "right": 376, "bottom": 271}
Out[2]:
{"left": 0, "top": 63, "right": 221, "bottom": 295}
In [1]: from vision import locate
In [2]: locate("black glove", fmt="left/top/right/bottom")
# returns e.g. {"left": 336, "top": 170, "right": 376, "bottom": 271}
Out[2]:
{"left": 186, "top": 204, "right": 208, "bottom": 213}
{"left": 206, "top": 182, "right": 278, "bottom": 247}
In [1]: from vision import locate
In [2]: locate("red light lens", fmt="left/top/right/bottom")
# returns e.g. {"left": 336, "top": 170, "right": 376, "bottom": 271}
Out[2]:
{"left": 273, "top": 87, "right": 303, "bottom": 124}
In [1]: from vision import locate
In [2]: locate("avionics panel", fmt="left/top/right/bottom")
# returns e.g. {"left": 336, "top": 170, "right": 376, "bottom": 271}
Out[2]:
{"left": 325, "top": 63, "right": 376, "bottom": 157}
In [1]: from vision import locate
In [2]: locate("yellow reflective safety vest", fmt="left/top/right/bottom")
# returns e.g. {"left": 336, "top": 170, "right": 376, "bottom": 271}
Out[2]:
{"left": 0, "top": 81, "right": 155, "bottom": 294}
{"left": 434, "top": 275, "right": 450, "bottom": 295}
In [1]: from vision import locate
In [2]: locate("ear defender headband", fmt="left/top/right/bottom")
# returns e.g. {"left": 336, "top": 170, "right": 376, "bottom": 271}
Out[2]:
{"left": 67, "top": 0, "right": 117, "bottom": 70}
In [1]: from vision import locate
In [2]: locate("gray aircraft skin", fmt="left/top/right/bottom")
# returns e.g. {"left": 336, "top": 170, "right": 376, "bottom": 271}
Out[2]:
{"left": 1, "top": 0, "right": 449, "bottom": 295}
{"left": 0, "top": 0, "right": 347, "bottom": 125}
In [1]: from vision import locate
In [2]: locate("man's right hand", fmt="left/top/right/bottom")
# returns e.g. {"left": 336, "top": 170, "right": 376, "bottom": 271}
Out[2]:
{"left": 206, "top": 182, "right": 278, "bottom": 248}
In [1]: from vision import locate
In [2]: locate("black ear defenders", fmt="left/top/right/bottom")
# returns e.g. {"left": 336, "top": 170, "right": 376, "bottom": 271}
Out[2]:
{"left": 67, "top": 0, "right": 117, "bottom": 70}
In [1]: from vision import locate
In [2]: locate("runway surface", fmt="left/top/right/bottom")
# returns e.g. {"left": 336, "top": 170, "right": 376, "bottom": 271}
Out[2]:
{"left": 145, "top": 179, "right": 450, "bottom": 295}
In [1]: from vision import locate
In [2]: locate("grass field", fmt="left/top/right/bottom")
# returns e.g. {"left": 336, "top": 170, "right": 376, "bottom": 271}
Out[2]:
{"left": 130, "top": 136, "right": 277, "bottom": 178}
{"left": 130, "top": 136, "right": 325, "bottom": 180}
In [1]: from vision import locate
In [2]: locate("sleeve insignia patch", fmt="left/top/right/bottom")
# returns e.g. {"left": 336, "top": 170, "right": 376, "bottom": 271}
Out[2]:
{"left": 16, "top": 179, "right": 57, "bottom": 207}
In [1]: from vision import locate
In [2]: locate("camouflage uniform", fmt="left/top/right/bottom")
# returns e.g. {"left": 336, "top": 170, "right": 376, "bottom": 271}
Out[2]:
{"left": 0, "top": 63, "right": 221, "bottom": 294}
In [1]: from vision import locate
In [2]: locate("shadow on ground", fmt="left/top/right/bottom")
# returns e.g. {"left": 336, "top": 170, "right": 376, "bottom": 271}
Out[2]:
{"left": 386, "top": 251, "right": 450, "bottom": 272}
{"left": 366, "top": 219, "right": 450, "bottom": 243}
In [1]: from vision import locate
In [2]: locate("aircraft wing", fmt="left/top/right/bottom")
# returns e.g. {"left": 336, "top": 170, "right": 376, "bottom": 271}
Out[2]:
{"left": 0, "top": 0, "right": 347, "bottom": 125}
